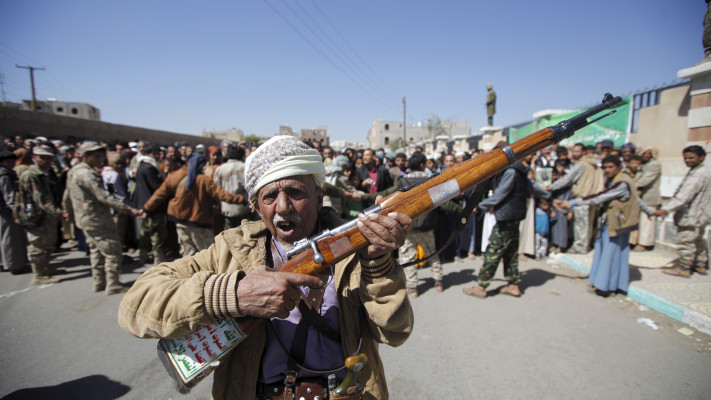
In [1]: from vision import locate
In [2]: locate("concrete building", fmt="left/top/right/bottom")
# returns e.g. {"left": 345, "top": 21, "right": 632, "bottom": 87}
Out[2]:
{"left": 367, "top": 119, "right": 470, "bottom": 150}
{"left": 202, "top": 128, "right": 243, "bottom": 143}
{"left": 301, "top": 125, "right": 329, "bottom": 146}
{"left": 277, "top": 125, "right": 330, "bottom": 146}
{"left": 21, "top": 99, "right": 100, "bottom": 120}
{"left": 279, "top": 125, "right": 297, "bottom": 137}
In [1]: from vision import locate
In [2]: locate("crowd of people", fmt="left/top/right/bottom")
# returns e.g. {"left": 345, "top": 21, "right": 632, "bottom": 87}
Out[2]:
{"left": 0, "top": 134, "right": 709, "bottom": 299}
{"left": 0, "top": 132, "right": 708, "bottom": 398}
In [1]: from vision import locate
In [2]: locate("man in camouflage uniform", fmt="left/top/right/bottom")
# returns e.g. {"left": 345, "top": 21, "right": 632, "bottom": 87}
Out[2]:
{"left": 64, "top": 142, "right": 145, "bottom": 294}
{"left": 463, "top": 153, "right": 547, "bottom": 298}
{"left": 653, "top": 145, "right": 711, "bottom": 276}
{"left": 486, "top": 83, "right": 496, "bottom": 126}
{"left": 19, "top": 145, "right": 69, "bottom": 285}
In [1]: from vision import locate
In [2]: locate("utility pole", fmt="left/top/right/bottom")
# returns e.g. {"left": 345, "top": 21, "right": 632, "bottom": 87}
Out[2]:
{"left": 16, "top": 64, "right": 45, "bottom": 111}
{"left": 402, "top": 96, "right": 406, "bottom": 150}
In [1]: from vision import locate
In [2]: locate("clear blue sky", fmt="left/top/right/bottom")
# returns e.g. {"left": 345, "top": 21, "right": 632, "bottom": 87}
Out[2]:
{"left": 0, "top": 0, "right": 705, "bottom": 143}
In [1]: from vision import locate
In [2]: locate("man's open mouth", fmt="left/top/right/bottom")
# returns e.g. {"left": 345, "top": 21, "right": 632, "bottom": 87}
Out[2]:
{"left": 275, "top": 220, "right": 296, "bottom": 234}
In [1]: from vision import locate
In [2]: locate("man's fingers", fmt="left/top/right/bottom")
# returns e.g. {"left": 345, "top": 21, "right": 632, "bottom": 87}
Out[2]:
{"left": 359, "top": 213, "right": 397, "bottom": 243}
{"left": 280, "top": 272, "right": 324, "bottom": 288}
{"left": 387, "top": 212, "right": 412, "bottom": 232}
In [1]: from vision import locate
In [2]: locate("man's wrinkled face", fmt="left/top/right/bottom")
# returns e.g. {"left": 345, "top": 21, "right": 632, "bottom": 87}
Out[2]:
{"left": 255, "top": 175, "right": 322, "bottom": 246}
{"left": 642, "top": 150, "right": 653, "bottom": 163}
{"left": 322, "top": 148, "right": 333, "bottom": 160}
{"left": 683, "top": 152, "right": 705, "bottom": 169}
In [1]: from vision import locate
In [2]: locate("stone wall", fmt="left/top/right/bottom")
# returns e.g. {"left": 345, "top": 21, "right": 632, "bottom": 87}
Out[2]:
{"left": 0, "top": 106, "right": 221, "bottom": 147}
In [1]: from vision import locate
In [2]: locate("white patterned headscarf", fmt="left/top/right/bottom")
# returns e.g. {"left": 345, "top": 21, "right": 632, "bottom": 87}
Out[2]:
{"left": 244, "top": 136, "right": 326, "bottom": 205}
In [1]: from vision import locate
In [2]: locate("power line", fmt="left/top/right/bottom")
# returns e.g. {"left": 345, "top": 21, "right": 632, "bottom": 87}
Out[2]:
{"left": 0, "top": 43, "right": 75, "bottom": 101}
{"left": 263, "top": 0, "right": 400, "bottom": 114}
{"left": 0, "top": 42, "right": 42, "bottom": 66}
{"left": 290, "top": 0, "right": 397, "bottom": 104}
{"left": 306, "top": 0, "right": 401, "bottom": 100}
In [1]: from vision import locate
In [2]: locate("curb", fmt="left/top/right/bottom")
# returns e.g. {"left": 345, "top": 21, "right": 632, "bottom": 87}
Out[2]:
{"left": 558, "top": 255, "right": 711, "bottom": 336}
{"left": 558, "top": 255, "right": 590, "bottom": 275}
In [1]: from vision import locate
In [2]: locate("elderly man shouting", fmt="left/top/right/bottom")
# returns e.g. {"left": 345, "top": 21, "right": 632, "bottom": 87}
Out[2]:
{"left": 119, "top": 136, "right": 413, "bottom": 400}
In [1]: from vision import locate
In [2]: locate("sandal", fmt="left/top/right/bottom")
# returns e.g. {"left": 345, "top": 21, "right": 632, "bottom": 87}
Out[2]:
{"left": 662, "top": 267, "right": 691, "bottom": 278}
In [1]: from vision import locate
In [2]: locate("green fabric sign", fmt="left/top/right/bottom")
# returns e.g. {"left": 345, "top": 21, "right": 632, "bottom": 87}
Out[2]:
{"left": 508, "top": 96, "right": 631, "bottom": 147}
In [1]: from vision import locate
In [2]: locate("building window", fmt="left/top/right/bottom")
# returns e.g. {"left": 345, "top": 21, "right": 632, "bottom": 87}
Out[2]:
{"left": 384, "top": 124, "right": 389, "bottom": 131}
{"left": 56, "top": 107, "right": 64, "bottom": 112}
{"left": 384, "top": 137, "right": 389, "bottom": 145}
{"left": 631, "top": 89, "right": 661, "bottom": 133}
{"left": 71, "top": 108, "right": 78, "bottom": 114}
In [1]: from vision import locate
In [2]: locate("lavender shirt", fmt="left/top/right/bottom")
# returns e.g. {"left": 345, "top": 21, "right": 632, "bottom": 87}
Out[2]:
{"left": 259, "top": 239, "right": 346, "bottom": 384}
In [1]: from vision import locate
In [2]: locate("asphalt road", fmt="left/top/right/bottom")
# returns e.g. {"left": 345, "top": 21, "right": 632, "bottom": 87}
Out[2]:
{"left": 1, "top": 246, "right": 709, "bottom": 400}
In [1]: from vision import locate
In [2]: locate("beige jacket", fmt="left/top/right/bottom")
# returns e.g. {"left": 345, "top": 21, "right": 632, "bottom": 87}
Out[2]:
{"left": 118, "top": 209, "right": 413, "bottom": 400}
{"left": 572, "top": 155, "right": 604, "bottom": 198}
{"left": 636, "top": 158, "right": 662, "bottom": 206}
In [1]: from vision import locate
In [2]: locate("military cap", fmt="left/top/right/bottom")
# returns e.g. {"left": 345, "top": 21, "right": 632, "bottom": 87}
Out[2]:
{"left": 32, "top": 145, "right": 55, "bottom": 157}
{"left": 77, "top": 141, "right": 105, "bottom": 155}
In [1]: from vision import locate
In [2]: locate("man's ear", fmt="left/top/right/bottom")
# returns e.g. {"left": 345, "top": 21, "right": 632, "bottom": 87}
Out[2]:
{"left": 253, "top": 194, "right": 263, "bottom": 220}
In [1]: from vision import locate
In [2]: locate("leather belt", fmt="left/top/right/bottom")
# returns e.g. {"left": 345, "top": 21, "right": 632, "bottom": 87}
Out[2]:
{"left": 257, "top": 378, "right": 365, "bottom": 400}
{"left": 259, "top": 377, "right": 328, "bottom": 400}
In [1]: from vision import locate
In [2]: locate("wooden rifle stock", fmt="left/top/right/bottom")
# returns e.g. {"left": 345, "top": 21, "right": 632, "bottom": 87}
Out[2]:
{"left": 157, "top": 93, "right": 622, "bottom": 393}
{"left": 282, "top": 93, "right": 622, "bottom": 275}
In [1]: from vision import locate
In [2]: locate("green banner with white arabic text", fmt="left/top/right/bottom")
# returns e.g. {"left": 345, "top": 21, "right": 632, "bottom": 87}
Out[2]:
{"left": 508, "top": 96, "right": 631, "bottom": 147}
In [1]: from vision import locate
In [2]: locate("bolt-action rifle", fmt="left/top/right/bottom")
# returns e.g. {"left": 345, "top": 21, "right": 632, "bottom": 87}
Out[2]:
{"left": 157, "top": 93, "right": 623, "bottom": 394}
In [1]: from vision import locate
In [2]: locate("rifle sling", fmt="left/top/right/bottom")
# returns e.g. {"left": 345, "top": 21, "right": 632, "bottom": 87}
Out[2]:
{"left": 400, "top": 177, "right": 493, "bottom": 268}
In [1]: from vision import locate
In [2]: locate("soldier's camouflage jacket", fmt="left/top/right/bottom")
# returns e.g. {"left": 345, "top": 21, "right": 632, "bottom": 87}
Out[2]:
{"left": 63, "top": 161, "right": 131, "bottom": 232}
{"left": 19, "top": 165, "right": 63, "bottom": 221}
{"left": 662, "top": 163, "right": 711, "bottom": 227}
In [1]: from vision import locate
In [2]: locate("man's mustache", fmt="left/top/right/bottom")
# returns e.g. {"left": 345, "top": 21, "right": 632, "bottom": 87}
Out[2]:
{"left": 273, "top": 213, "right": 302, "bottom": 226}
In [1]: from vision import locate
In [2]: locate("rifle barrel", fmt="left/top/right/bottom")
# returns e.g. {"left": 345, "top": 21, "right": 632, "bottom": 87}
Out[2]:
{"left": 280, "top": 93, "right": 622, "bottom": 276}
